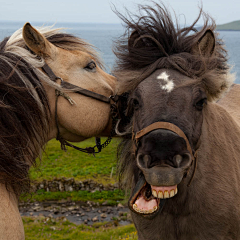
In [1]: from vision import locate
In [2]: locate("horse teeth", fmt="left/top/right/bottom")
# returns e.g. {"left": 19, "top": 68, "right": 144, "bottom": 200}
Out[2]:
{"left": 152, "top": 189, "right": 158, "bottom": 198}
{"left": 164, "top": 191, "right": 169, "bottom": 198}
{"left": 133, "top": 204, "right": 138, "bottom": 211}
{"left": 158, "top": 191, "right": 163, "bottom": 199}
{"left": 151, "top": 187, "right": 178, "bottom": 199}
{"left": 170, "top": 189, "right": 175, "bottom": 197}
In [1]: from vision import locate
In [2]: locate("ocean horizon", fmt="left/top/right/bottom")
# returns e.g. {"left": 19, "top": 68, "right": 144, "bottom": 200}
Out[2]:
{"left": 0, "top": 21, "right": 240, "bottom": 82}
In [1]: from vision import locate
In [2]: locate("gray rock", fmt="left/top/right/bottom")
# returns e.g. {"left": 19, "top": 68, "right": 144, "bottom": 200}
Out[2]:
{"left": 32, "top": 206, "right": 41, "bottom": 211}
{"left": 68, "top": 206, "right": 75, "bottom": 211}
{"left": 92, "top": 216, "right": 98, "bottom": 222}
{"left": 59, "top": 181, "right": 64, "bottom": 192}
{"left": 102, "top": 201, "right": 108, "bottom": 206}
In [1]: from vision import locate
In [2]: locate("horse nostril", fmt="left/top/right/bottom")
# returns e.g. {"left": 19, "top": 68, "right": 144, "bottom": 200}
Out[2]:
{"left": 173, "top": 153, "right": 192, "bottom": 168}
{"left": 137, "top": 154, "right": 151, "bottom": 169}
{"left": 173, "top": 155, "right": 183, "bottom": 168}
{"left": 143, "top": 155, "right": 151, "bottom": 168}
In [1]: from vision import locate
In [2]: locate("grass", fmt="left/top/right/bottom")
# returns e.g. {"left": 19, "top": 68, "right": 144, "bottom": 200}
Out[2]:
{"left": 22, "top": 138, "right": 138, "bottom": 239}
{"left": 23, "top": 216, "right": 138, "bottom": 240}
{"left": 22, "top": 137, "right": 129, "bottom": 204}
{"left": 30, "top": 138, "right": 120, "bottom": 185}
{"left": 20, "top": 189, "right": 126, "bottom": 205}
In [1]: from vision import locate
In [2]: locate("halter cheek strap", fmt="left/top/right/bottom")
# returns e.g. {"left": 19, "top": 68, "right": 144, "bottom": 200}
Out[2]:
{"left": 42, "top": 63, "right": 111, "bottom": 103}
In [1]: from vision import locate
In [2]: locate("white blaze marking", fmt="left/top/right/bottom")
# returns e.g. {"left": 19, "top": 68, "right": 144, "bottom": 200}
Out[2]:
{"left": 157, "top": 72, "right": 175, "bottom": 92}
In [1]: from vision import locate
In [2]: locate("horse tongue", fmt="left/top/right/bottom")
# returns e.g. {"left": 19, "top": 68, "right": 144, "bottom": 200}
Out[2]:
{"left": 135, "top": 196, "right": 158, "bottom": 211}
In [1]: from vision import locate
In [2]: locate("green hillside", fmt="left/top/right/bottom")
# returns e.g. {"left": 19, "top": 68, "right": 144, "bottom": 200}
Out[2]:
{"left": 216, "top": 20, "right": 240, "bottom": 31}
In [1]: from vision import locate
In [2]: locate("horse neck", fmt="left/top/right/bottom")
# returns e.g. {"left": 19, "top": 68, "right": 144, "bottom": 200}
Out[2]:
{"left": 154, "top": 102, "right": 240, "bottom": 233}
{"left": 200, "top": 102, "right": 240, "bottom": 164}
{"left": 184, "top": 102, "right": 240, "bottom": 200}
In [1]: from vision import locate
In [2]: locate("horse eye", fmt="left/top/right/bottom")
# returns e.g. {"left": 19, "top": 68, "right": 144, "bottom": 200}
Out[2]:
{"left": 195, "top": 98, "right": 207, "bottom": 110}
{"left": 84, "top": 61, "right": 96, "bottom": 71}
{"left": 133, "top": 99, "right": 139, "bottom": 109}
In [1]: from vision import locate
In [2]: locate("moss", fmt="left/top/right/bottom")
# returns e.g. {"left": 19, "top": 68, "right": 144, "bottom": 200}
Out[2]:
{"left": 23, "top": 216, "right": 137, "bottom": 240}
{"left": 30, "top": 138, "right": 120, "bottom": 185}
{"left": 20, "top": 189, "right": 125, "bottom": 204}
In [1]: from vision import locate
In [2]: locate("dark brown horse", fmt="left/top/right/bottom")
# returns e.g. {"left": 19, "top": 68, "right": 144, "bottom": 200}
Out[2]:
{"left": 113, "top": 3, "right": 239, "bottom": 239}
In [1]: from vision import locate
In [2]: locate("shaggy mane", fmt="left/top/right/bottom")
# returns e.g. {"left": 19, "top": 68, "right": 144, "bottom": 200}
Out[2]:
{"left": 113, "top": 2, "right": 234, "bottom": 101}
{"left": 0, "top": 26, "right": 102, "bottom": 196}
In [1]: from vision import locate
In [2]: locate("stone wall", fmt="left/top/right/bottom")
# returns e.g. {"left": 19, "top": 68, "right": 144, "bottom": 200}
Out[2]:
{"left": 30, "top": 178, "right": 120, "bottom": 193}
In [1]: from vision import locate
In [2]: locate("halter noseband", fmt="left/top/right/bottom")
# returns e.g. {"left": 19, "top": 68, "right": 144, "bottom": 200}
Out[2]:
{"left": 42, "top": 63, "right": 117, "bottom": 155}
{"left": 133, "top": 122, "right": 194, "bottom": 160}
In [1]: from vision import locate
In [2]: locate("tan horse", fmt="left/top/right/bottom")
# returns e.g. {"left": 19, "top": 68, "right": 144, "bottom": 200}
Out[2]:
{"left": 0, "top": 23, "right": 116, "bottom": 239}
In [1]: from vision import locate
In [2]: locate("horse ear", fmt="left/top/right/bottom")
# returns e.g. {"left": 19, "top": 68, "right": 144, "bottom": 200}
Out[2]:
{"left": 191, "top": 29, "right": 215, "bottom": 57}
{"left": 128, "top": 30, "right": 145, "bottom": 50}
{"left": 22, "top": 22, "right": 54, "bottom": 57}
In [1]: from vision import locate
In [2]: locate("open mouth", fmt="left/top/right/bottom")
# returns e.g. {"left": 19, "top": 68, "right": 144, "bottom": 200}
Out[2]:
{"left": 129, "top": 175, "right": 178, "bottom": 217}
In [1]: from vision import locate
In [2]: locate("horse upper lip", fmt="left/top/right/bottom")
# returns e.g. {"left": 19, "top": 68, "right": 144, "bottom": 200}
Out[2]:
{"left": 136, "top": 153, "right": 189, "bottom": 187}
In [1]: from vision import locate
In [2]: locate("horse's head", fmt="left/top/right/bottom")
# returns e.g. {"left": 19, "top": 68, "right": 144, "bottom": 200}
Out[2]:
{"left": 128, "top": 66, "right": 207, "bottom": 216}
{"left": 114, "top": 3, "right": 233, "bottom": 219}
{"left": 22, "top": 23, "right": 116, "bottom": 142}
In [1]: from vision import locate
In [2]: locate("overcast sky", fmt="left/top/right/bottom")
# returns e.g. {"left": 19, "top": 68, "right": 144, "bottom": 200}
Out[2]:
{"left": 0, "top": 0, "right": 239, "bottom": 25}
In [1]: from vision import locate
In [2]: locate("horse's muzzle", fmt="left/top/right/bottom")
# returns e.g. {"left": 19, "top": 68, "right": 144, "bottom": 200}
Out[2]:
{"left": 129, "top": 127, "right": 194, "bottom": 217}
{"left": 136, "top": 129, "right": 193, "bottom": 186}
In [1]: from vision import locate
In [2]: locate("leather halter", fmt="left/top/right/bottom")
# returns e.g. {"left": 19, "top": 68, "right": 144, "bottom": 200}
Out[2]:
{"left": 42, "top": 63, "right": 116, "bottom": 155}
{"left": 42, "top": 63, "right": 111, "bottom": 103}
{"left": 132, "top": 121, "right": 198, "bottom": 186}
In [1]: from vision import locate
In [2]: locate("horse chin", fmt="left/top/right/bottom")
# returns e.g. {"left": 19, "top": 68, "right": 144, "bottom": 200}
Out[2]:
{"left": 128, "top": 174, "right": 178, "bottom": 219}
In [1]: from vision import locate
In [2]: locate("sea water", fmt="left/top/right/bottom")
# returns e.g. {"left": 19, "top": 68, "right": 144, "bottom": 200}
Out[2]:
{"left": 0, "top": 22, "right": 240, "bottom": 82}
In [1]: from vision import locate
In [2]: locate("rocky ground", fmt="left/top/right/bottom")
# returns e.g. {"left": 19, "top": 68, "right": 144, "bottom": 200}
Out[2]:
{"left": 30, "top": 178, "right": 120, "bottom": 193}
{"left": 19, "top": 200, "right": 132, "bottom": 226}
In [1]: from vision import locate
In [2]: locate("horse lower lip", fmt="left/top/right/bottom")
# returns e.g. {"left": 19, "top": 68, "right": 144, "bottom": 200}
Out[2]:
{"left": 132, "top": 184, "right": 178, "bottom": 214}
{"left": 128, "top": 176, "right": 160, "bottom": 215}
{"left": 129, "top": 175, "right": 178, "bottom": 216}
{"left": 133, "top": 196, "right": 158, "bottom": 214}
